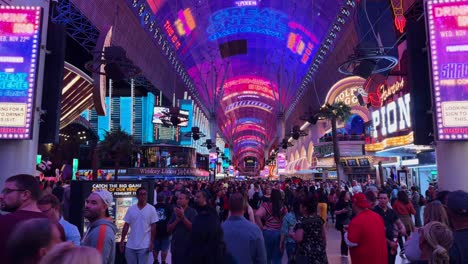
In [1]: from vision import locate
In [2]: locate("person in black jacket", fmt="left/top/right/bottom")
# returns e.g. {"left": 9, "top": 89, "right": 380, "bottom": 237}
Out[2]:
{"left": 153, "top": 193, "right": 173, "bottom": 264}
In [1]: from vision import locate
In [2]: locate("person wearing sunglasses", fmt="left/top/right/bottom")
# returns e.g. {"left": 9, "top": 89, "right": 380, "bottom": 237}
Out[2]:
{"left": 0, "top": 174, "right": 48, "bottom": 263}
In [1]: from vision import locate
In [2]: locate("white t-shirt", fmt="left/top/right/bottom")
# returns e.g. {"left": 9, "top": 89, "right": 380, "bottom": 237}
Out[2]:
{"left": 124, "top": 203, "right": 159, "bottom": 249}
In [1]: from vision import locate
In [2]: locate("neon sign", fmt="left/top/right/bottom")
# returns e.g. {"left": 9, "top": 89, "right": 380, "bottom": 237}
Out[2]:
{"left": 235, "top": 1, "right": 258, "bottom": 6}
{"left": 163, "top": 20, "right": 181, "bottom": 50}
{"left": 427, "top": 0, "right": 468, "bottom": 140}
{"left": 286, "top": 33, "right": 314, "bottom": 64}
{"left": 235, "top": 124, "right": 265, "bottom": 135}
{"left": 146, "top": 0, "right": 166, "bottom": 14}
{"left": 0, "top": 6, "right": 42, "bottom": 139}
{"left": 206, "top": 7, "right": 288, "bottom": 41}
{"left": 222, "top": 76, "right": 277, "bottom": 100}
{"left": 372, "top": 93, "right": 411, "bottom": 138}
{"left": 234, "top": 135, "right": 265, "bottom": 144}
{"left": 225, "top": 100, "right": 273, "bottom": 113}
{"left": 286, "top": 21, "right": 319, "bottom": 64}
{"left": 174, "top": 8, "right": 196, "bottom": 36}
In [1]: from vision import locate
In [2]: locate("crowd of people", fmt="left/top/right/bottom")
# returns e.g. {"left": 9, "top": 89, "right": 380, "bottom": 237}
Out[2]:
{"left": 0, "top": 174, "right": 467, "bottom": 264}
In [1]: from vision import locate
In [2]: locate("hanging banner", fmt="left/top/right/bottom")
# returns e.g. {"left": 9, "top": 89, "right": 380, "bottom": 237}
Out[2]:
{"left": 0, "top": 6, "right": 42, "bottom": 139}
{"left": 426, "top": 0, "right": 468, "bottom": 140}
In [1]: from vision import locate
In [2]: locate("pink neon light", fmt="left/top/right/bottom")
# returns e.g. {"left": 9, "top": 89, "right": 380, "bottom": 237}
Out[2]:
{"left": 288, "top": 21, "right": 319, "bottom": 43}
{"left": 147, "top": 0, "right": 166, "bottom": 14}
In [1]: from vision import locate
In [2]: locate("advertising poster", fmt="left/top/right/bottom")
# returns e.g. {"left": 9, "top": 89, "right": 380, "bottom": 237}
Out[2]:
{"left": 0, "top": 6, "right": 42, "bottom": 139}
{"left": 70, "top": 181, "right": 154, "bottom": 241}
{"left": 426, "top": 0, "right": 468, "bottom": 140}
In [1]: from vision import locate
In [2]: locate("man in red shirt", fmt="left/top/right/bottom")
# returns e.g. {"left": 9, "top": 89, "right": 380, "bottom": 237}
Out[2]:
{"left": 345, "top": 193, "right": 388, "bottom": 263}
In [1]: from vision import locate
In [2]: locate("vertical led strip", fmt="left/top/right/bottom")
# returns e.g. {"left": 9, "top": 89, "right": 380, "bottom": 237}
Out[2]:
{"left": 426, "top": 0, "right": 468, "bottom": 140}
{"left": 0, "top": 6, "right": 42, "bottom": 139}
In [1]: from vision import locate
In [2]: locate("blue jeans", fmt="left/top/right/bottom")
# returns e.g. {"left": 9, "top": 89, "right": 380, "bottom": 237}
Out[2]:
{"left": 125, "top": 247, "right": 149, "bottom": 264}
{"left": 263, "top": 229, "right": 282, "bottom": 264}
{"left": 285, "top": 242, "right": 296, "bottom": 263}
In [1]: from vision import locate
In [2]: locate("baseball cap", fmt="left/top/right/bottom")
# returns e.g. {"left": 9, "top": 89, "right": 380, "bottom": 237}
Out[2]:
{"left": 352, "top": 193, "right": 370, "bottom": 209}
{"left": 93, "top": 189, "right": 113, "bottom": 208}
{"left": 447, "top": 190, "right": 468, "bottom": 216}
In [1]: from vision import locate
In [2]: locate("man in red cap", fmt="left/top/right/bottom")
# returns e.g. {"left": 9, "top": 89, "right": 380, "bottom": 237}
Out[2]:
{"left": 344, "top": 193, "right": 388, "bottom": 263}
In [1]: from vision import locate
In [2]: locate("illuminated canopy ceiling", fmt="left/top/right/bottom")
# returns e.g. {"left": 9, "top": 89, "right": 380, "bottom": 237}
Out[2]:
{"left": 127, "top": 0, "right": 350, "bottom": 170}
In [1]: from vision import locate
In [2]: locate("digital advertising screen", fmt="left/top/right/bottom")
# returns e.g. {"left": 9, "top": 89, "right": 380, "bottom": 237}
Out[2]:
{"left": 0, "top": 6, "right": 42, "bottom": 139}
{"left": 152, "top": 106, "right": 189, "bottom": 127}
{"left": 277, "top": 152, "right": 286, "bottom": 173}
{"left": 426, "top": 0, "right": 468, "bottom": 140}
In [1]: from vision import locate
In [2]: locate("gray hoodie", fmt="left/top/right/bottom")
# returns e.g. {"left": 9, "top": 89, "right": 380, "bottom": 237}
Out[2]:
{"left": 81, "top": 218, "right": 117, "bottom": 264}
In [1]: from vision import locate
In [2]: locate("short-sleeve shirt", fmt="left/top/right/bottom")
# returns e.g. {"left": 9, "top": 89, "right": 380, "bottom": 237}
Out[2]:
{"left": 123, "top": 203, "right": 158, "bottom": 249}
{"left": 347, "top": 209, "right": 388, "bottom": 264}
{"left": 169, "top": 206, "right": 198, "bottom": 262}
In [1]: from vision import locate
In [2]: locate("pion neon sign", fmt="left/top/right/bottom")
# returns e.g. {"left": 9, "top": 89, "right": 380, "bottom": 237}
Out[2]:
{"left": 372, "top": 93, "right": 411, "bottom": 138}
{"left": 206, "top": 7, "right": 288, "bottom": 41}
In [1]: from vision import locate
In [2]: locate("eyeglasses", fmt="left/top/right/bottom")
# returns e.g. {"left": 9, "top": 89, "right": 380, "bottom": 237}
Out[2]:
{"left": 1, "top": 188, "right": 25, "bottom": 194}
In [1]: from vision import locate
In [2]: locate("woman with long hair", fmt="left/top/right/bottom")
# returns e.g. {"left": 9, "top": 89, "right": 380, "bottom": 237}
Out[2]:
{"left": 188, "top": 212, "right": 234, "bottom": 264}
{"left": 289, "top": 198, "right": 328, "bottom": 264}
{"left": 334, "top": 190, "right": 352, "bottom": 258}
{"left": 419, "top": 221, "right": 453, "bottom": 264}
{"left": 393, "top": 190, "right": 416, "bottom": 256}
{"left": 255, "top": 189, "right": 287, "bottom": 264}
{"left": 405, "top": 201, "right": 450, "bottom": 262}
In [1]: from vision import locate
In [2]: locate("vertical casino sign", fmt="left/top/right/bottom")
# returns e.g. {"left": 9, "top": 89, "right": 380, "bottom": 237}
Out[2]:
{"left": 426, "top": 0, "right": 468, "bottom": 140}
{"left": 0, "top": 6, "right": 42, "bottom": 139}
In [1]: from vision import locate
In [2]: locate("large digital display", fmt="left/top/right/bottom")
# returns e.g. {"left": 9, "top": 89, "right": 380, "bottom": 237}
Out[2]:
{"left": 0, "top": 6, "right": 42, "bottom": 139}
{"left": 206, "top": 7, "right": 288, "bottom": 41}
{"left": 426, "top": 0, "right": 468, "bottom": 140}
{"left": 152, "top": 106, "right": 189, "bottom": 127}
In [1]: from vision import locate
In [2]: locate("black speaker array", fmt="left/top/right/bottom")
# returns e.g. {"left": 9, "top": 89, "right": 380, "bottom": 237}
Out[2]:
{"left": 219, "top": 39, "right": 248, "bottom": 58}
{"left": 406, "top": 18, "right": 434, "bottom": 145}
{"left": 39, "top": 23, "right": 66, "bottom": 144}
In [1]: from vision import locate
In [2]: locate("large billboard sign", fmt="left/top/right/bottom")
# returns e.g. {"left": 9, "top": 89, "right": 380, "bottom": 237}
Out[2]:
{"left": 0, "top": 6, "right": 42, "bottom": 139}
{"left": 426, "top": 0, "right": 468, "bottom": 140}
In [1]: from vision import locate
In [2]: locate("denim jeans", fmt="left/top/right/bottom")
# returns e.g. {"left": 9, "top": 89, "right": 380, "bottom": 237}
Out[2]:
{"left": 285, "top": 242, "right": 296, "bottom": 263}
{"left": 263, "top": 229, "right": 282, "bottom": 264}
{"left": 125, "top": 247, "right": 149, "bottom": 264}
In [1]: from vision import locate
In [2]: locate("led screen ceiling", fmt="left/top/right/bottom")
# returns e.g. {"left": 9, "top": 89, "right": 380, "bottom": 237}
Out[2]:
{"left": 128, "top": 0, "right": 345, "bottom": 165}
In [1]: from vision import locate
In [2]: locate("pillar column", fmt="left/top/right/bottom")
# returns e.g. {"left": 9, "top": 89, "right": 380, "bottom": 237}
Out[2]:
{"left": 436, "top": 141, "right": 468, "bottom": 191}
{"left": 209, "top": 114, "right": 217, "bottom": 182}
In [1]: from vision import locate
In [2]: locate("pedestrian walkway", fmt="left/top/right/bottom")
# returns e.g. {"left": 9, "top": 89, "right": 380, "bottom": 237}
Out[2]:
{"left": 150, "top": 220, "right": 410, "bottom": 264}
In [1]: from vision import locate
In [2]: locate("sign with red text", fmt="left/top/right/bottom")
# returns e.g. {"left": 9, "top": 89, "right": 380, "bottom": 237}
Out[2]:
{"left": 0, "top": 6, "right": 42, "bottom": 139}
{"left": 426, "top": 0, "right": 468, "bottom": 140}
